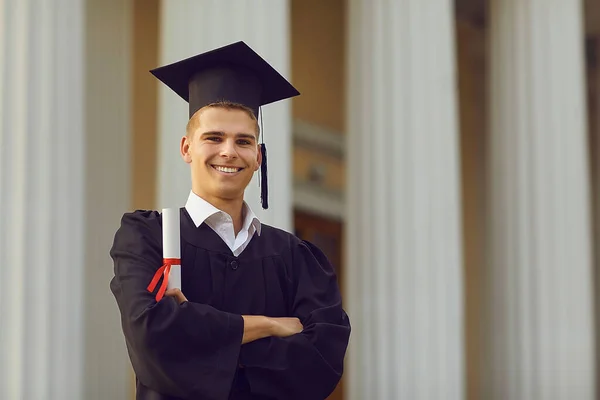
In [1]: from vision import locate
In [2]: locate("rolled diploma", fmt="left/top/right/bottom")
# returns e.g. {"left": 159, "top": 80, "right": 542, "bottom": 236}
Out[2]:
{"left": 162, "top": 208, "right": 181, "bottom": 290}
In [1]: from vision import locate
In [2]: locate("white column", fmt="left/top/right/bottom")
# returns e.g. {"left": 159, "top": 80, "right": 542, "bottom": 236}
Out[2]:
{"left": 0, "top": 1, "right": 85, "bottom": 399}
{"left": 157, "top": 0, "right": 293, "bottom": 231}
{"left": 345, "top": 1, "right": 465, "bottom": 399}
{"left": 0, "top": 0, "right": 133, "bottom": 399}
{"left": 485, "top": 1, "right": 596, "bottom": 399}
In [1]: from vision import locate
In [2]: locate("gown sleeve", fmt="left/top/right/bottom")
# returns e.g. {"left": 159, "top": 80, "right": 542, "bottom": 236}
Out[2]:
{"left": 238, "top": 239, "right": 351, "bottom": 400}
{"left": 109, "top": 211, "right": 244, "bottom": 400}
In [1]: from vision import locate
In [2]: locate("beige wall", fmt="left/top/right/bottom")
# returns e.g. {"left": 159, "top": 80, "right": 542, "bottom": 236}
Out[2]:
{"left": 294, "top": 146, "right": 346, "bottom": 192}
{"left": 456, "top": 17, "right": 487, "bottom": 400}
{"left": 132, "top": 0, "right": 159, "bottom": 211}
{"left": 291, "top": 0, "right": 346, "bottom": 199}
{"left": 291, "top": 0, "right": 346, "bottom": 134}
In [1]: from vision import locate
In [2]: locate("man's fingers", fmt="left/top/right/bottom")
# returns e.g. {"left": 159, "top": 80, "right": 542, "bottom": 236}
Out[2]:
{"left": 164, "top": 288, "right": 188, "bottom": 304}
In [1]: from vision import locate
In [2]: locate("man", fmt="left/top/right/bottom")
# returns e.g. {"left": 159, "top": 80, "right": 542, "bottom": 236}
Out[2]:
{"left": 109, "top": 41, "right": 351, "bottom": 400}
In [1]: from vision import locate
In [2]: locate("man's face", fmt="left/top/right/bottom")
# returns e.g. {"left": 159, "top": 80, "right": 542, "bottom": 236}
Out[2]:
{"left": 182, "top": 107, "right": 260, "bottom": 202}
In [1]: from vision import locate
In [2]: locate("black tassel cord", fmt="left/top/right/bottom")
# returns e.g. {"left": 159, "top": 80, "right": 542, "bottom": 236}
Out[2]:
{"left": 259, "top": 108, "right": 268, "bottom": 209}
{"left": 260, "top": 143, "right": 268, "bottom": 209}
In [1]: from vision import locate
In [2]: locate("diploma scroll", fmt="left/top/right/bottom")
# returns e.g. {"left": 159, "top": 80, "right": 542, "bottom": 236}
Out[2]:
{"left": 162, "top": 208, "right": 181, "bottom": 290}
{"left": 147, "top": 208, "right": 181, "bottom": 301}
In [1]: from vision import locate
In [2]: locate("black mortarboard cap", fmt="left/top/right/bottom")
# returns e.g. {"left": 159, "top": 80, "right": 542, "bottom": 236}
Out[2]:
{"left": 149, "top": 41, "right": 299, "bottom": 119}
{"left": 149, "top": 41, "right": 300, "bottom": 209}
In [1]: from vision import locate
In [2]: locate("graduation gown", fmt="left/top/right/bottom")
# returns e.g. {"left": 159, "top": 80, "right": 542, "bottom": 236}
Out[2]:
{"left": 109, "top": 209, "right": 351, "bottom": 400}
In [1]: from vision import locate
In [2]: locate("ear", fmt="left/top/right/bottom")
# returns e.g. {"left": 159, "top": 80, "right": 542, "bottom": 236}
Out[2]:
{"left": 255, "top": 144, "right": 262, "bottom": 172}
{"left": 180, "top": 135, "right": 192, "bottom": 164}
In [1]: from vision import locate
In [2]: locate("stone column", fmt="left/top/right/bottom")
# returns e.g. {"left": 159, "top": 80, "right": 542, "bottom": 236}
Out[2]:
{"left": 0, "top": 1, "right": 86, "bottom": 399}
{"left": 0, "top": 0, "right": 133, "bottom": 398}
{"left": 345, "top": 1, "right": 465, "bottom": 398}
{"left": 157, "top": 0, "right": 293, "bottom": 231}
{"left": 485, "top": 1, "right": 596, "bottom": 399}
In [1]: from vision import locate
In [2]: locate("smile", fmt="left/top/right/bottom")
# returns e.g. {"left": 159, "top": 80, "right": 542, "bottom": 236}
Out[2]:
{"left": 212, "top": 165, "right": 243, "bottom": 174}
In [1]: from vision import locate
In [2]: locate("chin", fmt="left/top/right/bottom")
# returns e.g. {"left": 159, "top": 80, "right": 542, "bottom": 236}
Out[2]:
{"left": 212, "top": 187, "right": 245, "bottom": 201}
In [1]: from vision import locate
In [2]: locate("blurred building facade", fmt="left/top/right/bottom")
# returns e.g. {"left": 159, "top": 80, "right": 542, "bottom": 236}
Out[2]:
{"left": 2, "top": 0, "right": 600, "bottom": 399}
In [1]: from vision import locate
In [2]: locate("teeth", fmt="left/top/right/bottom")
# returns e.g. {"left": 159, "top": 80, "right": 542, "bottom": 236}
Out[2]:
{"left": 214, "top": 166, "right": 240, "bottom": 173}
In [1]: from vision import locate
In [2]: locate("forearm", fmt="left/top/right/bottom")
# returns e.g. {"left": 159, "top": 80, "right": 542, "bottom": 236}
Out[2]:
{"left": 239, "top": 332, "right": 346, "bottom": 400}
{"left": 118, "top": 299, "right": 244, "bottom": 399}
{"left": 241, "top": 315, "right": 272, "bottom": 344}
{"left": 237, "top": 311, "right": 350, "bottom": 399}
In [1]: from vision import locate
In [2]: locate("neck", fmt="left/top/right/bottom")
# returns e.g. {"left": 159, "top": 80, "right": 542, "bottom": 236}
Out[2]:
{"left": 193, "top": 189, "right": 245, "bottom": 235}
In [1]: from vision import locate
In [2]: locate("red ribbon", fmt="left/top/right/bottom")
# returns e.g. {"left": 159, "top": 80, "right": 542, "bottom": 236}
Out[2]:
{"left": 147, "top": 258, "right": 181, "bottom": 302}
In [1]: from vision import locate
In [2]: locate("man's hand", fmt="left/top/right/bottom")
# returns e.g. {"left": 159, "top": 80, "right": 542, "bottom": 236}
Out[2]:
{"left": 240, "top": 316, "right": 304, "bottom": 344}
{"left": 165, "top": 288, "right": 188, "bottom": 304}
{"left": 268, "top": 317, "right": 303, "bottom": 337}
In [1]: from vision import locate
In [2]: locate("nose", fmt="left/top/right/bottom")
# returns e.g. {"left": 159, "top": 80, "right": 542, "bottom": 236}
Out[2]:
{"left": 219, "top": 138, "right": 238, "bottom": 159}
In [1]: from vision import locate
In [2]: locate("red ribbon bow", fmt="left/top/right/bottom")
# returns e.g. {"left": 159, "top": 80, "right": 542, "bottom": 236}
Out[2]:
{"left": 147, "top": 258, "right": 180, "bottom": 302}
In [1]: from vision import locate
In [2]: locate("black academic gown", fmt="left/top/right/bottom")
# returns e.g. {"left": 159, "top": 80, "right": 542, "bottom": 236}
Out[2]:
{"left": 109, "top": 209, "right": 351, "bottom": 400}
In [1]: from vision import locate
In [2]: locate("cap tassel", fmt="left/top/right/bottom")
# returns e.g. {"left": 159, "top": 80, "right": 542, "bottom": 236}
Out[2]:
{"left": 260, "top": 143, "right": 268, "bottom": 209}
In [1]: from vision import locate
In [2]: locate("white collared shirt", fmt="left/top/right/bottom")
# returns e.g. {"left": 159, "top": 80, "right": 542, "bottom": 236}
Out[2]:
{"left": 184, "top": 191, "right": 262, "bottom": 257}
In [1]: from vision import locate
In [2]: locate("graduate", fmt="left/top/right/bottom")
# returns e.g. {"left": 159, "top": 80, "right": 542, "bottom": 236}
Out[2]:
{"left": 109, "top": 41, "right": 351, "bottom": 400}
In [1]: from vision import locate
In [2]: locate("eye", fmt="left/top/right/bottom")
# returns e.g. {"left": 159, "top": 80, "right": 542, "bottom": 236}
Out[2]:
{"left": 237, "top": 139, "right": 252, "bottom": 145}
{"left": 206, "top": 136, "right": 222, "bottom": 142}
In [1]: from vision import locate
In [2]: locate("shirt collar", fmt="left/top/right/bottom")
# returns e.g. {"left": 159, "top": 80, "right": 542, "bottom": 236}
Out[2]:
{"left": 184, "top": 190, "right": 262, "bottom": 235}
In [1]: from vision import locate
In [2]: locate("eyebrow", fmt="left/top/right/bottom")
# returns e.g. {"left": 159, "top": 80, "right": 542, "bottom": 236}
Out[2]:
{"left": 200, "top": 131, "right": 257, "bottom": 141}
